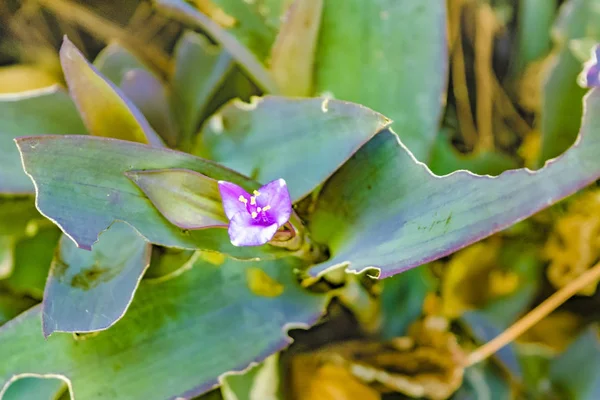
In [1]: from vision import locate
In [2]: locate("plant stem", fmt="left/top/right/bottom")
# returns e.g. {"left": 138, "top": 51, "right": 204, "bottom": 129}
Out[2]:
{"left": 466, "top": 261, "right": 600, "bottom": 367}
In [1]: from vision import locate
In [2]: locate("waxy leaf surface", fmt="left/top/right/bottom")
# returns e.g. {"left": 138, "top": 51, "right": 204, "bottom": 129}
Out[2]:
{"left": 309, "top": 89, "right": 600, "bottom": 278}
{"left": 199, "top": 96, "right": 390, "bottom": 200}
{"left": 0, "top": 255, "right": 327, "bottom": 400}
{"left": 16, "top": 135, "right": 280, "bottom": 260}
{"left": 313, "top": 0, "right": 447, "bottom": 161}
{"left": 42, "top": 222, "right": 151, "bottom": 337}
{"left": 0, "top": 87, "right": 85, "bottom": 194}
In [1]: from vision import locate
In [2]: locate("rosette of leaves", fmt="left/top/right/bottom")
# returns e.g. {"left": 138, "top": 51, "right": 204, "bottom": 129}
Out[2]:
{"left": 2, "top": 0, "right": 600, "bottom": 399}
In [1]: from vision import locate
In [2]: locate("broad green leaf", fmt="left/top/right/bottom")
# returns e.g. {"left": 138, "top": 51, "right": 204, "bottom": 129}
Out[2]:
{"left": 154, "top": 0, "right": 278, "bottom": 93}
{"left": 126, "top": 169, "right": 227, "bottom": 230}
{"left": 93, "top": 42, "right": 151, "bottom": 85}
{"left": 0, "top": 198, "right": 43, "bottom": 237}
{"left": 268, "top": 0, "right": 322, "bottom": 96}
{"left": 0, "top": 87, "right": 86, "bottom": 194}
{"left": 59, "top": 36, "right": 164, "bottom": 147}
{"left": 42, "top": 222, "right": 151, "bottom": 337}
{"left": 172, "top": 31, "right": 233, "bottom": 147}
{"left": 16, "top": 135, "right": 283, "bottom": 260}
{"left": 309, "top": 89, "right": 600, "bottom": 278}
{"left": 313, "top": 0, "right": 447, "bottom": 161}
{"left": 2, "top": 377, "right": 66, "bottom": 400}
{"left": 198, "top": 96, "right": 390, "bottom": 200}
{"left": 549, "top": 326, "right": 600, "bottom": 399}
{"left": 145, "top": 247, "right": 196, "bottom": 281}
{"left": 0, "top": 255, "right": 327, "bottom": 400}
{"left": 455, "top": 363, "right": 513, "bottom": 400}
{"left": 539, "top": 0, "right": 600, "bottom": 163}
{"left": 4, "top": 228, "right": 62, "bottom": 299}
{"left": 379, "top": 265, "right": 435, "bottom": 339}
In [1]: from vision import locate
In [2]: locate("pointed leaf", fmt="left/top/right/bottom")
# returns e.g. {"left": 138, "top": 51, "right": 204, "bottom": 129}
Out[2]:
{"left": 15, "top": 135, "right": 281, "bottom": 260}
{"left": 269, "top": 0, "right": 323, "bottom": 96}
{"left": 199, "top": 96, "right": 390, "bottom": 200}
{"left": 125, "top": 169, "right": 227, "bottom": 230}
{"left": 59, "top": 36, "right": 163, "bottom": 147}
{"left": 172, "top": 31, "right": 233, "bottom": 145}
{"left": 120, "top": 69, "right": 178, "bottom": 146}
{"left": 0, "top": 255, "right": 327, "bottom": 400}
{"left": 0, "top": 87, "right": 86, "bottom": 194}
{"left": 42, "top": 222, "right": 151, "bottom": 337}
{"left": 154, "top": 0, "right": 278, "bottom": 92}
{"left": 313, "top": 0, "right": 447, "bottom": 160}
{"left": 309, "top": 89, "right": 600, "bottom": 278}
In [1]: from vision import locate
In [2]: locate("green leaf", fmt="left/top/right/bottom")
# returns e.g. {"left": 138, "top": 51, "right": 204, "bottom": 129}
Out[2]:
{"left": 549, "top": 326, "right": 600, "bottom": 400}
{"left": 539, "top": 0, "right": 600, "bottom": 163}
{"left": 125, "top": 169, "right": 227, "bottom": 230}
{"left": 309, "top": 89, "right": 600, "bottom": 278}
{"left": 0, "top": 291, "right": 36, "bottom": 326}
{"left": 0, "top": 87, "right": 86, "bottom": 194}
{"left": 15, "top": 135, "right": 283, "bottom": 260}
{"left": 42, "top": 222, "right": 151, "bottom": 337}
{"left": 0, "top": 255, "right": 327, "bottom": 400}
{"left": 154, "top": 0, "right": 278, "bottom": 93}
{"left": 0, "top": 198, "right": 44, "bottom": 237}
{"left": 93, "top": 42, "right": 151, "bottom": 86}
{"left": 428, "top": 134, "right": 519, "bottom": 176}
{"left": 313, "top": 0, "right": 447, "bottom": 161}
{"left": 4, "top": 228, "right": 62, "bottom": 299}
{"left": 2, "top": 377, "right": 66, "bottom": 400}
{"left": 268, "top": 0, "right": 322, "bottom": 96}
{"left": 221, "top": 354, "right": 280, "bottom": 400}
{"left": 59, "top": 36, "right": 164, "bottom": 147}
{"left": 172, "top": 31, "right": 233, "bottom": 147}
{"left": 198, "top": 96, "right": 390, "bottom": 200}
{"left": 379, "top": 265, "right": 435, "bottom": 338}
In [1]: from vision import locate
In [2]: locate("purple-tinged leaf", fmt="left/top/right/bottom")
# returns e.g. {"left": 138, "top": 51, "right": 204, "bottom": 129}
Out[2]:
{"left": 309, "top": 89, "right": 600, "bottom": 278}
{"left": 154, "top": 0, "right": 279, "bottom": 93}
{"left": 59, "top": 36, "right": 164, "bottom": 147}
{"left": 120, "top": 69, "right": 178, "bottom": 147}
{"left": 172, "top": 31, "right": 233, "bottom": 147}
{"left": 199, "top": 96, "right": 390, "bottom": 201}
{"left": 0, "top": 255, "right": 327, "bottom": 400}
{"left": 42, "top": 222, "right": 151, "bottom": 337}
{"left": 578, "top": 43, "right": 600, "bottom": 88}
{"left": 15, "top": 135, "right": 284, "bottom": 260}
{"left": 126, "top": 169, "right": 227, "bottom": 230}
{"left": 0, "top": 86, "right": 86, "bottom": 194}
{"left": 93, "top": 42, "right": 151, "bottom": 85}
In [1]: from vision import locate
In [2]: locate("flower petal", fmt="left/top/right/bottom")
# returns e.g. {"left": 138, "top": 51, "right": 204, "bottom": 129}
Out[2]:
{"left": 228, "top": 212, "right": 279, "bottom": 246}
{"left": 257, "top": 179, "right": 292, "bottom": 227}
{"left": 218, "top": 180, "right": 250, "bottom": 219}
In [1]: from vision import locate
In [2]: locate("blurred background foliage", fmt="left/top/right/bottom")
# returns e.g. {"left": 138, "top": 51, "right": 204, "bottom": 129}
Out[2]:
{"left": 1, "top": 0, "right": 600, "bottom": 399}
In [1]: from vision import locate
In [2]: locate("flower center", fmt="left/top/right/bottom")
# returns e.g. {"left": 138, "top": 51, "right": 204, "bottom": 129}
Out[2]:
{"left": 238, "top": 191, "right": 272, "bottom": 220}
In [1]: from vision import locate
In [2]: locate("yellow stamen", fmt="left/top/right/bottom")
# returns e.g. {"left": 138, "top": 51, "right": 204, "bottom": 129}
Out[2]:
{"left": 250, "top": 196, "right": 256, "bottom": 205}
{"left": 262, "top": 205, "right": 271, "bottom": 211}
{"left": 251, "top": 211, "right": 258, "bottom": 218}
{"left": 253, "top": 190, "right": 261, "bottom": 196}
{"left": 238, "top": 195, "right": 247, "bottom": 204}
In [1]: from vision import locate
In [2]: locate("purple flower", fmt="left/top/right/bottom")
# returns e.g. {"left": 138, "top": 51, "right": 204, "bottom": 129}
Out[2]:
{"left": 218, "top": 179, "right": 292, "bottom": 246}
{"left": 579, "top": 44, "right": 600, "bottom": 88}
